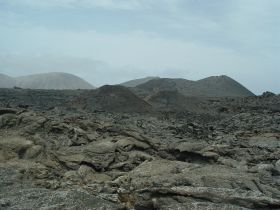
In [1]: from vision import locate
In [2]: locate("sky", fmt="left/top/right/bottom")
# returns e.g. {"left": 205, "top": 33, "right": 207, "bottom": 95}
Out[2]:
{"left": 0, "top": 0, "right": 279, "bottom": 94}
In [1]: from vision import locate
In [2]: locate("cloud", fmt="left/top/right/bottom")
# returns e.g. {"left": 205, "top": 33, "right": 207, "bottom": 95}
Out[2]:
{"left": 1, "top": 25, "right": 279, "bottom": 93}
{"left": 0, "top": 0, "right": 279, "bottom": 93}
{"left": 3, "top": 0, "right": 279, "bottom": 53}
{"left": 0, "top": 25, "right": 246, "bottom": 69}
{"left": 2, "top": 0, "right": 176, "bottom": 10}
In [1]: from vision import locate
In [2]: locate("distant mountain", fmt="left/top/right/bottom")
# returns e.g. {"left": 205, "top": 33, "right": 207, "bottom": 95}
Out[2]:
{"left": 70, "top": 85, "right": 152, "bottom": 113}
{"left": 14, "top": 72, "right": 95, "bottom": 89}
{"left": 134, "top": 75, "right": 254, "bottom": 97}
{"left": 120, "top": 76, "right": 160, "bottom": 87}
{"left": 0, "top": 74, "right": 15, "bottom": 88}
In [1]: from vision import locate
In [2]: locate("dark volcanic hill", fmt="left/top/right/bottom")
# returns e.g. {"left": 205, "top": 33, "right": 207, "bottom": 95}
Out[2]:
{"left": 195, "top": 76, "right": 254, "bottom": 97}
{"left": 146, "top": 90, "right": 204, "bottom": 112}
{"left": 134, "top": 75, "right": 254, "bottom": 97}
{"left": 0, "top": 74, "right": 15, "bottom": 88}
{"left": 120, "top": 76, "right": 160, "bottom": 87}
{"left": 71, "top": 85, "right": 152, "bottom": 113}
{"left": 15, "top": 72, "right": 95, "bottom": 89}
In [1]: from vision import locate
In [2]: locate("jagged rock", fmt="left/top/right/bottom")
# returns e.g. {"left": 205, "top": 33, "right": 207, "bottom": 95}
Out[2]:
{"left": 55, "top": 140, "right": 116, "bottom": 171}
{"left": 247, "top": 133, "right": 280, "bottom": 148}
{"left": 64, "top": 170, "right": 80, "bottom": 182}
{"left": 175, "top": 142, "right": 206, "bottom": 153}
{"left": 23, "top": 145, "right": 43, "bottom": 159}
{"left": 0, "top": 90, "right": 280, "bottom": 209}
{"left": 202, "top": 151, "right": 219, "bottom": 160}
{"left": 141, "top": 196, "right": 250, "bottom": 210}
{"left": 128, "top": 151, "right": 154, "bottom": 161}
{"left": 69, "top": 127, "right": 90, "bottom": 146}
{"left": 116, "top": 137, "right": 150, "bottom": 151}
{"left": 275, "top": 160, "right": 280, "bottom": 173}
{"left": 0, "top": 108, "right": 18, "bottom": 115}
{"left": 262, "top": 91, "right": 276, "bottom": 98}
{"left": 55, "top": 152, "right": 87, "bottom": 170}
{"left": 90, "top": 173, "right": 112, "bottom": 184}
{"left": 78, "top": 165, "right": 96, "bottom": 182}
{"left": 217, "top": 157, "right": 248, "bottom": 170}
{"left": 257, "top": 164, "right": 274, "bottom": 172}
{"left": 0, "top": 136, "right": 33, "bottom": 160}
{"left": 0, "top": 114, "right": 17, "bottom": 128}
{"left": 19, "top": 112, "right": 47, "bottom": 134}
{"left": 138, "top": 186, "right": 280, "bottom": 209}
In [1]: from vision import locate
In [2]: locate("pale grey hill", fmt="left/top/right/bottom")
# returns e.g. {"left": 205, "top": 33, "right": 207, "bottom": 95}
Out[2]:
{"left": 134, "top": 75, "right": 255, "bottom": 97}
{"left": 0, "top": 74, "right": 16, "bottom": 88}
{"left": 15, "top": 72, "right": 95, "bottom": 90}
{"left": 120, "top": 76, "right": 160, "bottom": 87}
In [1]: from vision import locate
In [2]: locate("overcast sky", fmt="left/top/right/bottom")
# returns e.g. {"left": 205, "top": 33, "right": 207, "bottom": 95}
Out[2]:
{"left": 0, "top": 0, "right": 279, "bottom": 94}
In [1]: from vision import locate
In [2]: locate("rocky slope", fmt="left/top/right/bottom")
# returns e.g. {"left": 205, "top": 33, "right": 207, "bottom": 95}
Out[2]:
{"left": 0, "top": 89, "right": 279, "bottom": 209}
{"left": 134, "top": 75, "right": 255, "bottom": 97}
{"left": 120, "top": 77, "right": 160, "bottom": 87}
{"left": 0, "top": 88, "right": 83, "bottom": 111}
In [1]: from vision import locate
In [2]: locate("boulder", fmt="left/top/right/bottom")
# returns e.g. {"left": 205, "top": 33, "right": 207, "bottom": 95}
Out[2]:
{"left": 78, "top": 165, "right": 96, "bottom": 182}
{"left": 140, "top": 186, "right": 280, "bottom": 209}
{"left": 19, "top": 112, "right": 47, "bottom": 134}
{"left": 0, "top": 136, "right": 33, "bottom": 160}
{"left": 23, "top": 145, "right": 43, "bottom": 159}
{"left": 116, "top": 137, "right": 150, "bottom": 151}
{"left": 0, "top": 114, "right": 17, "bottom": 128}
{"left": 247, "top": 133, "right": 280, "bottom": 148}
{"left": 275, "top": 160, "right": 280, "bottom": 173}
{"left": 55, "top": 140, "right": 116, "bottom": 171}
{"left": 175, "top": 142, "right": 207, "bottom": 153}
{"left": 0, "top": 108, "right": 17, "bottom": 115}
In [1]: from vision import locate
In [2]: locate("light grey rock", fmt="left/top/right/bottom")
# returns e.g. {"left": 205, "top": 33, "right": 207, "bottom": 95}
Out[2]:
{"left": 248, "top": 134, "right": 280, "bottom": 148}
{"left": 0, "top": 114, "right": 17, "bottom": 128}
{"left": 139, "top": 186, "right": 280, "bottom": 209}
{"left": 24, "top": 145, "right": 43, "bottom": 159}
{"left": 275, "top": 160, "right": 280, "bottom": 172}
{"left": 0, "top": 136, "right": 33, "bottom": 160}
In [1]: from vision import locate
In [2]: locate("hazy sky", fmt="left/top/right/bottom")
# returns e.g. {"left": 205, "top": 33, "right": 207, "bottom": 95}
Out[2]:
{"left": 0, "top": 0, "right": 279, "bottom": 94}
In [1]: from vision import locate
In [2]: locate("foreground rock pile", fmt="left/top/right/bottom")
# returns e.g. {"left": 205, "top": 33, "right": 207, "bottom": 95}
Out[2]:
{"left": 0, "top": 90, "right": 279, "bottom": 209}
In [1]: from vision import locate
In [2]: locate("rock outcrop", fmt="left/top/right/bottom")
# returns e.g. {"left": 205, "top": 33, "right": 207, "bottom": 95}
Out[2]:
{"left": 0, "top": 90, "right": 279, "bottom": 209}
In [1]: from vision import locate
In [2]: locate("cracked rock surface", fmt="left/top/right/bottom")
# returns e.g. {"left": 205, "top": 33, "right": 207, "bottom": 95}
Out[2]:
{"left": 0, "top": 89, "right": 279, "bottom": 209}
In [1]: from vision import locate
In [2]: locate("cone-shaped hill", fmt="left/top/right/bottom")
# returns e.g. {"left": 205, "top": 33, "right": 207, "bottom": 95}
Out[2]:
{"left": 70, "top": 85, "right": 153, "bottom": 113}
